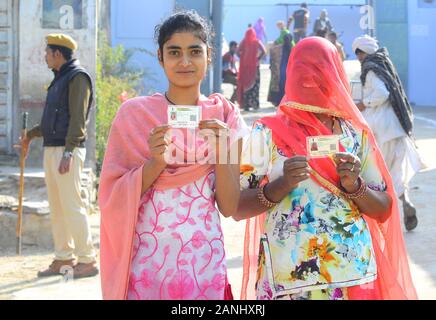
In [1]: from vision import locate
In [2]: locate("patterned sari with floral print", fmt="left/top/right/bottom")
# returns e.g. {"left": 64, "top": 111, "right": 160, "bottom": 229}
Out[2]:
{"left": 240, "top": 120, "right": 386, "bottom": 300}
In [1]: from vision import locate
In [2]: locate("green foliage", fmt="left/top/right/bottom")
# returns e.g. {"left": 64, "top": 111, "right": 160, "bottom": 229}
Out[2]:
{"left": 95, "top": 33, "right": 154, "bottom": 174}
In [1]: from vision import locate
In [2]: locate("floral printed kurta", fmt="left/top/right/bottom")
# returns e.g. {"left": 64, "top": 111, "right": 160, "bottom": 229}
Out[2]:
{"left": 127, "top": 172, "right": 227, "bottom": 300}
{"left": 241, "top": 120, "right": 386, "bottom": 300}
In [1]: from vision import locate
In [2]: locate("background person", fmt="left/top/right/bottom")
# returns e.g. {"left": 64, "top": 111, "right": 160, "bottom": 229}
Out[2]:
{"left": 353, "top": 35, "right": 426, "bottom": 231}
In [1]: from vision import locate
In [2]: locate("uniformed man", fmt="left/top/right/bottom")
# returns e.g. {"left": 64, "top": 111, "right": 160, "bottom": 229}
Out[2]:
{"left": 21, "top": 34, "right": 98, "bottom": 278}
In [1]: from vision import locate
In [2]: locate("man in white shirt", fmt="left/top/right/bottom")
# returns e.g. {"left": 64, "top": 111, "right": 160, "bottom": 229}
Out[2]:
{"left": 352, "top": 35, "right": 426, "bottom": 231}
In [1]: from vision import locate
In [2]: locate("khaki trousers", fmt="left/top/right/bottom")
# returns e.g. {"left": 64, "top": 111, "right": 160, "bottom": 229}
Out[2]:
{"left": 43, "top": 147, "right": 96, "bottom": 264}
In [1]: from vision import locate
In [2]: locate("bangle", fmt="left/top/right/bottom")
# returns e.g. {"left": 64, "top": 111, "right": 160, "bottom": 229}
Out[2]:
{"left": 342, "top": 177, "right": 368, "bottom": 200}
{"left": 257, "top": 184, "right": 280, "bottom": 209}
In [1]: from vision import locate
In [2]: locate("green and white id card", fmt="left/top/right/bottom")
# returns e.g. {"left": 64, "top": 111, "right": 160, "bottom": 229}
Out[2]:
{"left": 168, "top": 106, "right": 201, "bottom": 129}
{"left": 307, "top": 135, "right": 340, "bottom": 158}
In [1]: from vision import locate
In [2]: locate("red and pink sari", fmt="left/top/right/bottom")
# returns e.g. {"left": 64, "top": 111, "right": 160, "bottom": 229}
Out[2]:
{"left": 241, "top": 37, "right": 418, "bottom": 300}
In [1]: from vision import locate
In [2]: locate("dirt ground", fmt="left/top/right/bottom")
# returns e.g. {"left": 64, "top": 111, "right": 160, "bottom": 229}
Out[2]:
{"left": 0, "top": 211, "right": 101, "bottom": 300}
{"left": 0, "top": 249, "right": 58, "bottom": 300}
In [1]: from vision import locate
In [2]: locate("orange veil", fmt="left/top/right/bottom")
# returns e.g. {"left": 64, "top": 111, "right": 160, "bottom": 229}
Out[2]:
{"left": 241, "top": 37, "right": 417, "bottom": 300}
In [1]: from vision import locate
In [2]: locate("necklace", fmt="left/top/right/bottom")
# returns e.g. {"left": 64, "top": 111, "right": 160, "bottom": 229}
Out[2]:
{"left": 165, "top": 92, "right": 177, "bottom": 105}
{"left": 164, "top": 92, "right": 201, "bottom": 106}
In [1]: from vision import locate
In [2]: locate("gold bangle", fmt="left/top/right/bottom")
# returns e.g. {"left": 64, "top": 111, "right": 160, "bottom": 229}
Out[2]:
{"left": 257, "top": 184, "right": 280, "bottom": 209}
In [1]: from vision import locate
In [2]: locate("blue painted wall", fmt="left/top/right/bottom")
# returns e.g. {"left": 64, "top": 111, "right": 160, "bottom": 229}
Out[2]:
{"left": 110, "top": 0, "right": 368, "bottom": 96}
{"left": 110, "top": 0, "right": 436, "bottom": 106}
{"left": 111, "top": 0, "right": 174, "bottom": 93}
{"left": 374, "top": 0, "right": 409, "bottom": 90}
{"left": 408, "top": 0, "right": 436, "bottom": 107}
{"left": 111, "top": 0, "right": 221, "bottom": 95}
{"left": 175, "top": 0, "right": 210, "bottom": 15}
{"left": 223, "top": 0, "right": 367, "bottom": 60}
{"left": 373, "top": 0, "right": 436, "bottom": 107}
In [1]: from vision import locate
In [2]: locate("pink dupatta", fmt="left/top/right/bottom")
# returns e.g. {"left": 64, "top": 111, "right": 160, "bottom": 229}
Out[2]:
{"left": 99, "top": 93, "right": 243, "bottom": 300}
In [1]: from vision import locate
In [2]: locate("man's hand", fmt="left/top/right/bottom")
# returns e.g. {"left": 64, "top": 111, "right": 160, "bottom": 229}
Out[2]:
{"left": 356, "top": 102, "right": 366, "bottom": 112}
{"left": 14, "top": 136, "right": 31, "bottom": 159}
{"left": 58, "top": 154, "right": 73, "bottom": 175}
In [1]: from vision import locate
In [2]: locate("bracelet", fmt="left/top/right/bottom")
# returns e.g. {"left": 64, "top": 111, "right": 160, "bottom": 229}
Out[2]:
{"left": 257, "top": 184, "right": 280, "bottom": 208}
{"left": 342, "top": 177, "right": 368, "bottom": 200}
{"left": 63, "top": 151, "right": 73, "bottom": 159}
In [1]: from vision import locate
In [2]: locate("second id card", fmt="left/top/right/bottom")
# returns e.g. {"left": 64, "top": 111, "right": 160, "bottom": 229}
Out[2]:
{"left": 307, "top": 135, "right": 340, "bottom": 158}
{"left": 168, "top": 106, "right": 201, "bottom": 129}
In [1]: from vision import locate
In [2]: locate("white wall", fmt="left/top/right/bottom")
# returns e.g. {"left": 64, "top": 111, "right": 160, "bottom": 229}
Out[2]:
{"left": 19, "top": 0, "right": 96, "bottom": 103}
{"left": 19, "top": 0, "right": 97, "bottom": 166}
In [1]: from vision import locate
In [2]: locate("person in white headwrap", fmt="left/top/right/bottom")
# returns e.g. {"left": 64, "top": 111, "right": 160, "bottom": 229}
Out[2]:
{"left": 352, "top": 34, "right": 379, "bottom": 56}
{"left": 352, "top": 35, "right": 426, "bottom": 231}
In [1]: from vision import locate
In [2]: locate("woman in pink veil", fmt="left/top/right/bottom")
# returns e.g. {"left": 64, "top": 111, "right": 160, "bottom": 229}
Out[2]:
{"left": 236, "top": 37, "right": 417, "bottom": 300}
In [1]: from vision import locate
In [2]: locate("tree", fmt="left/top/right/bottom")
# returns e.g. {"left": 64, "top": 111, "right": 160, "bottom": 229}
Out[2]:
{"left": 95, "top": 33, "right": 154, "bottom": 174}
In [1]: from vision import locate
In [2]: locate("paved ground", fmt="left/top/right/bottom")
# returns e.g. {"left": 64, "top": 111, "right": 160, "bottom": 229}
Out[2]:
{"left": 1, "top": 63, "right": 435, "bottom": 300}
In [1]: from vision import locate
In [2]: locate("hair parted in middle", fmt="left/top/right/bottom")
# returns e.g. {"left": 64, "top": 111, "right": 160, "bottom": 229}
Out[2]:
{"left": 154, "top": 10, "right": 216, "bottom": 62}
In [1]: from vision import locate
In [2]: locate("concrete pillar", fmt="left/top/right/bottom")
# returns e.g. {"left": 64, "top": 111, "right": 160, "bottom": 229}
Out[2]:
{"left": 212, "top": 0, "right": 224, "bottom": 94}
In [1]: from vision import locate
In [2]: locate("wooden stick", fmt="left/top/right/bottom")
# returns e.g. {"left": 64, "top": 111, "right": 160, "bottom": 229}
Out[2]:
{"left": 16, "top": 112, "right": 28, "bottom": 255}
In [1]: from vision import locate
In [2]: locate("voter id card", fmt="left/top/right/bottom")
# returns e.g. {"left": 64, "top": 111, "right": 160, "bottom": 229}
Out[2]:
{"left": 307, "top": 135, "right": 340, "bottom": 158}
{"left": 168, "top": 106, "right": 201, "bottom": 129}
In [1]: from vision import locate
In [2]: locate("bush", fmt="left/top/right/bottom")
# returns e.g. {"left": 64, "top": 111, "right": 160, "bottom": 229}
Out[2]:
{"left": 95, "top": 33, "right": 154, "bottom": 174}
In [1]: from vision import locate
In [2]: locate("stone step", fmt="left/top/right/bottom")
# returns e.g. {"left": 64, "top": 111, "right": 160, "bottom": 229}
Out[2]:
{"left": 0, "top": 167, "right": 97, "bottom": 213}
{"left": 0, "top": 166, "right": 98, "bottom": 251}
{"left": 0, "top": 209, "right": 101, "bottom": 251}
{"left": 0, "top": 195, "right": 49, "bottom": 215}
{"left": 0, "top": 210, "right": 53, "bottom": 249}
{"left": 0, "top": 154, "right": 18, "bottom": 167}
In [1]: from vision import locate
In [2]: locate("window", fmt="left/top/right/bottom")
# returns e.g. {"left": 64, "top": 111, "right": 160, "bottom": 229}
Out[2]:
{"left": 42, "top": 0, "right": 83, "bottom": 29}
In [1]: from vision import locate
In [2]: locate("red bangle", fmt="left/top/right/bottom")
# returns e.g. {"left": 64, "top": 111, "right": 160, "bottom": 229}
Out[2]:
{"left": 342, "top": 177, "right": 368, "bottom": 200}
{"left": 257, "top": 184, "right": 280, "bottom": 208}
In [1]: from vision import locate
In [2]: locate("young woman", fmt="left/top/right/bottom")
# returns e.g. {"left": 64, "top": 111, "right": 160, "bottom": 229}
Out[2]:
{"left": 98, "top": 10, "right": 249, "bottom": 300}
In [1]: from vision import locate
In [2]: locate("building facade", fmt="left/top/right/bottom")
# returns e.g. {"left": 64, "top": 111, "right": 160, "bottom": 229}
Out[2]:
{"left": 374, "top": 0, "right": 436, "bottom": 107}
{"left": 0, "top": 0, "right": 97, "bottom": 167}
{"left": 223, "top": 0, "right": 367, "bottom": 62}
{"left": 109, "top": 0, "right": 223, "bottom": 97}
{"left": 108, "top": 0, "right": 435, "bottom": 107}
